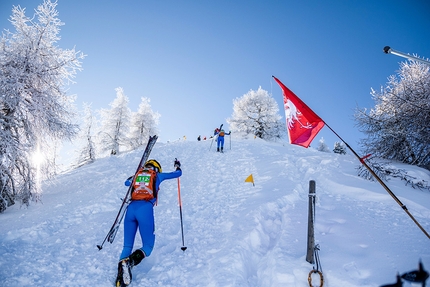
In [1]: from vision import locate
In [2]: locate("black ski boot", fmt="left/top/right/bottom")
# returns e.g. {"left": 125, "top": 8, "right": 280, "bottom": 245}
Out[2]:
{"left": 129, "top": 249, "right": 145, "bottom": 267}
{"left": 115, "top": 261, "right": 122, "bottom": 287}
{"left": 115, "top": 250, "right": 145, "bottom": 286}
{"left": 115, "top": 259, "right": 132, "bottom": 287}
{"left": 221, "top": 147, "right": 224, "bottom": 153}
{"left": 217, "top": 147, "right": 219, "bottom": 152}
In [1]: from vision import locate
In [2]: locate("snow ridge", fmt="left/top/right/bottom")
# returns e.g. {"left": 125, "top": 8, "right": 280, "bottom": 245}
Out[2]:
{"left": 0, "top": 138, "right": 429, "bottom": 286}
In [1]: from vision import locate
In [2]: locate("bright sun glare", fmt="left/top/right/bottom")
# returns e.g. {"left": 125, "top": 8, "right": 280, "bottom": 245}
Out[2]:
{"left": 32, "top": 150, "right": 45, "bottom": 166}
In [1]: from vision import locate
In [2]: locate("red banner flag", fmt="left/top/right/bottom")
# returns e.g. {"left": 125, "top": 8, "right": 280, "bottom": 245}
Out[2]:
{"left": 273, "top": 76, "right": 324, "bottom": 148}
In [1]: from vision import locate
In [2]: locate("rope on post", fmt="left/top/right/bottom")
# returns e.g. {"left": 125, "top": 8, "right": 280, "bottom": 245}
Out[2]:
{"left": 308, "top": 244, "right": 324, "bottom": 286}
{"left": 308, "top": 269, "right": 324, "bottom": 287}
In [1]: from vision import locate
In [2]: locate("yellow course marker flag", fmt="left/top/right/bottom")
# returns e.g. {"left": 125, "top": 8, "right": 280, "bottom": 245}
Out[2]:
{"left": 245, "top": 174, "right": 254, "bottom": 186}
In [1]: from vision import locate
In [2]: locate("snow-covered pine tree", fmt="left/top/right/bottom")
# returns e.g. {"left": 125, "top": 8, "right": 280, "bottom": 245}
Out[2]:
{"left": 317, "top": 137, "right": 330, "bottom": 152}
{"left": 355, "top": 61, "right": 430, "bottom": 170}
{"left": 73, "top": 103, "right": 96, "bottom": 167}
{"left": 0, "top": 0, "right": 83, "bottom": 212}
{"left": 333, "top": 141, "right": 347, "bottom": 154}
{"left": 97, "top": 87, "right": 131, "bottom": 156}
{"left": 227, "top": 87, "right": 286, "bottom": 140}
{"left": 128, "top": 97, "right": 160, "bottom": 149}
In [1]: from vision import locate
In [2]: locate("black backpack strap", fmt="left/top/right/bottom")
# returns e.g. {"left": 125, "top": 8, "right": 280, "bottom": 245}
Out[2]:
{"left": 153, "top": 173, "right": 158, "bottom": 200}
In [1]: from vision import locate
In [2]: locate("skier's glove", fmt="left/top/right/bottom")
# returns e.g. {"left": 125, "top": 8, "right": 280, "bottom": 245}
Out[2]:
{"left": 228, "top": 131, "right": 231, "bottom": 135}
{"left": 125, "top": 176, "right": 133, "bottom": 186}
{"left": 174, "top": 158, "right": 181, "bottom": 170}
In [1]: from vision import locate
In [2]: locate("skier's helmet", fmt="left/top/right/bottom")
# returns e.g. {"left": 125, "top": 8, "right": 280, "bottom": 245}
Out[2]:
{"left": 145, "top": 159, "right": 162, "bottom": 172}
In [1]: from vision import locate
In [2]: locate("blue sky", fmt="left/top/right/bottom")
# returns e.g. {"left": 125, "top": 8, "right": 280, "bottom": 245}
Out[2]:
{"left": 1, "top": 0, "right": 429, "bottom": 151}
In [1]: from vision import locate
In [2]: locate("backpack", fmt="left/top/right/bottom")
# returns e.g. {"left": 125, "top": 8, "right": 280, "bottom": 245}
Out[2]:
{"left": 219, "top": 130, "right": 225, "bottom": 136}
{"left": 131, "top": 167, "right": 158, "bottom": 201}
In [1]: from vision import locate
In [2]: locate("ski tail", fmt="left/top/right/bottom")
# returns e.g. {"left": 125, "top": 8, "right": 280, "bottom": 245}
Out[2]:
{"left": 97, "top": 135, "right": 158, "bottom": 250}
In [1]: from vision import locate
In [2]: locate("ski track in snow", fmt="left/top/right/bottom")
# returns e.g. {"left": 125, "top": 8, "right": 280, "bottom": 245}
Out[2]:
{"left": 0, "top": 138, "right": 429, "bottom": 287}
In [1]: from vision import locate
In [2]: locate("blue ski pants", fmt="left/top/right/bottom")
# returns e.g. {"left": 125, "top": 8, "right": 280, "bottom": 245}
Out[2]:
{"left": 119, "top": 200, "right": 155, "bottom": 260}
{"left": 217, "top": 136, "right": 225, "bottom": 148}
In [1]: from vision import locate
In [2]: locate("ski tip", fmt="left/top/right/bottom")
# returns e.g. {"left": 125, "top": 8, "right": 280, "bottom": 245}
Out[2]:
{"left": 181, "top": 246, "right": 187, "bottom": 251}
{"left": 97, "top": 245, "right": 103, "bottom": 250}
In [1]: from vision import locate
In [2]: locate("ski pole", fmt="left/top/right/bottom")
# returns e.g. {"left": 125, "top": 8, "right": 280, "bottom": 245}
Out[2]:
{"left": 209, "top": 135, "right": 219, "bottom": 151}
{"left": 209, "top": 136, "right": 214, "bottom": 151}
{"left": 230, "top": 132, "right": 231, "bottom": 150}
{"left": 177, "top": 177, "right": 187, "bottom": 251}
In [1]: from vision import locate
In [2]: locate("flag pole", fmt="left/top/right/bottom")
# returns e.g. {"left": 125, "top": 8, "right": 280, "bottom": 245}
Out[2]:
{"left": 273, "top": 75, "right": 429, "bottom": 239}
{"left": 324, "top": 122, "right": 430, "bottom": 240}
{"left": 383, "top": 46, "right": 430, "bottom": 65}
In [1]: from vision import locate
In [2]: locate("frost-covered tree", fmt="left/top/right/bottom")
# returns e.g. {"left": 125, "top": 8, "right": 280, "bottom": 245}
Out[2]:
{"left": 0, "top": 1, "right": 83, "bottom": 212}
{"left": 317, "top": 137, "right": 330, "bottom": 152}
{"left": 98, "top": 87, "right": 131, "bottom": 156}
{"left": 74, "top": 103, "right": 96, "bottom": 167}
{"left": 333, "top": 141, "right": 347, "bottom": 154}
{"left": 227, "top": 87, "right": 285, "bottom": 140}
{"left": 37, "top": 139, "right": 62, "bottom": 179}
{"left": 128, "top": 97, "right": 160, "bottom": 149}
{"left": 355, "top": 61, "right": 430, "bottom": 170}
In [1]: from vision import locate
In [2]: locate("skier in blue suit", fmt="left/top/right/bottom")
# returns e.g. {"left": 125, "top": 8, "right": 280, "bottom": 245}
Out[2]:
{"left": 215, "top": 129, "right": 231, "bottom": 152}
{"left": 116, "top": 158, "right": 182, "bottom": 286}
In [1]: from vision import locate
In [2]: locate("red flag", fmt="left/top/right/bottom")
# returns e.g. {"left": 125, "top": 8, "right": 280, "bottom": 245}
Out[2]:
{"left": 273, "top": 76, "right": 324, "bottom": 148}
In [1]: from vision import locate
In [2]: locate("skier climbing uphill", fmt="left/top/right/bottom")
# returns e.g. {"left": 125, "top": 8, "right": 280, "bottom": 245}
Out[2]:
{"left": 116, "top": 158, "right": 182, "bottom": 287}
{"left": 215, "top": 128, "right": 231, "bottom": 152}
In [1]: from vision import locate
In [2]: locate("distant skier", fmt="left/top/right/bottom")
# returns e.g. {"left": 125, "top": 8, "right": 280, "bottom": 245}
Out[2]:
{"left": 215, "top": 129, "right": 231, "bottom": 152}
{"left": 116, "top": 159, "right": 182, "bottom": 287}
{"left": 197, "top": 135, "right": 201, "bottom": 141}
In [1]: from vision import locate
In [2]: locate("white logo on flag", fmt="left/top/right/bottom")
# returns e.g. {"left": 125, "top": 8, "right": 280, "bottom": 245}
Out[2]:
{"left": 284, "top": 99, "right": 312, "bottom": 129}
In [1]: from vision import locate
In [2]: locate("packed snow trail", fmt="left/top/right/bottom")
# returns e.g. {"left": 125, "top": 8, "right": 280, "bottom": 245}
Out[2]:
{"left": 0, "top": 138, "right": 429, "bottom": 286}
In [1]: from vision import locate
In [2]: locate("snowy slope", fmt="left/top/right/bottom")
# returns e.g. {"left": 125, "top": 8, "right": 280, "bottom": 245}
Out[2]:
{"left": 0, "top": 138, "right": 429, "bottom": 287}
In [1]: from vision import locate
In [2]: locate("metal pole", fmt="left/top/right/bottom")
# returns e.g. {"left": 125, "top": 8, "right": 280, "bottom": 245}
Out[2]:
{"left": 306, "top": 180, "right": 316, "bottom": 264}
{"left": 383, "top": 46, "right": 430, "bottom": 65}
